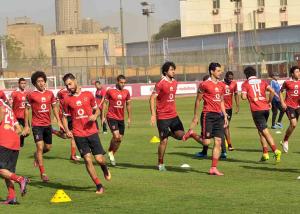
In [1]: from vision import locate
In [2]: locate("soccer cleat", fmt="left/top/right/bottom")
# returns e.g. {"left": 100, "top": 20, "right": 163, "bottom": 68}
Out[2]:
{"left": 195, "top": 151, "right": 208, "bottom": 158}
{"left": 271, "top": 125, "right": 278, "bottom": 129}
{"left": 19, "top": 177, "right": 30, "bottom": 197}
{"left": 260, "top": 153, "right": 270, "bottom": 162}
{"left": 228, "top": 146, "right": 235, "bottom": 151}
{"left": 41, "top": 173, "right": 49, "bottom": 182}
{"left": 0, "top": 198, "right": 19, "bottom": 205}
{"left": 209, "top": 167, "right": 224, "bottom": 176}
{"left": 220, "top": 152, "right": 227, "bottom": 159}
{"left": 96, "top": 184, "right": 104, "bottom": 195}
{"left": 158, "top": 164, "right": 167, "bottom": 171}
{"left": 70, "top": 155, "right": 80, "bottom": 163}
{"left": 276, "top": 122, "right": 283, "bottom": 129}
{"left": 274, "top": 150, "right": 282, "bottom": 163}
{"left": 182, "top": 129, "right": 194, "bottom": 141}
{"left": 103, "top": 131, "right": 108, "bottom": 135}
{"left": 108, "top": 151, "right": 116, "bottom": 166}
{"left": 33, "top": 152, "right": 38, "bottom": 168}
{"left": 280, "top": 141, "right": 288, "bottom": 153}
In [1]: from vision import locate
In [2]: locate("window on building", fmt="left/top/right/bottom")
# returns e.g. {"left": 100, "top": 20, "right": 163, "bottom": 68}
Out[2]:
{"left": 280, "top": 0, "right": 287, "bottom": 6}
{"left": 236, "top": 23, "right": 243, "bottom": 31}
{"left": 213, "top": 0, "right": 220, "bottom": 9}
{"left": 214, "top": 24, "right": 221, "bottom": 33}
{"left": 281, "top": 21, "right": 288, "bottom": 26}
{"left": 258, "top": 22, "right": 266, "bottom": 29}
{"left": 257, "top": 0, "right": 265, "bottom": 7}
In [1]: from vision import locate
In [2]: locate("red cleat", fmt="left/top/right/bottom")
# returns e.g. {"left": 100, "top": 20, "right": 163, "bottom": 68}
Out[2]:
{"left": 41, "top": 173, "right": 49, "bottom": 182}
{"left": 96, "top": 184, "right": 104, "bottom": 195}
{"left": 70, "top": 155, "right": 80, "bottom": 163}
{"left": 209, "top": 167, "right": 224, "bottom": 176}
{"left": 0, "top": 198, "right": 19, "bottom": 205}
{"left": 182, "top": 129, "right": 194, "bottom": 141}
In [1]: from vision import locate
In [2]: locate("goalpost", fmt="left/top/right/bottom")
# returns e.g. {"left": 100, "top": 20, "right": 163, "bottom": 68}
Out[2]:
{"left": 0, "top": 76, "right": 57, "bottom": 90}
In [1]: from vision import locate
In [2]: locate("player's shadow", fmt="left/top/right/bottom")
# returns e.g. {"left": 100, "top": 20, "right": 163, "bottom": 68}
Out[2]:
{"left": 241, "top": 165, "right": 300, "bottom": 174}
{"left": 174, "top": 146, "right": 203, "bottom": 149}
{"left": 235, "top": 126, "right": 256, "bottom": 129}
{"left": 29, "top": 180, "right": 93, "bottom": 192}
{"left": 234, "top": 148, "right": 262, "bottom": 153}
{"left": 223, "top": 158, "right": 269, "bottom": 165}
{"left": 116, "top": 162, "right": 207, "bottom": 174}
{"left": 168, "top": 152, "right": 204, "bottom": 159}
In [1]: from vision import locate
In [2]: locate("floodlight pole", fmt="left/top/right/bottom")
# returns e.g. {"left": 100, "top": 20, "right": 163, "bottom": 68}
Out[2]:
{"left": 120, "top": 0, "right": 125, "bottom": 75}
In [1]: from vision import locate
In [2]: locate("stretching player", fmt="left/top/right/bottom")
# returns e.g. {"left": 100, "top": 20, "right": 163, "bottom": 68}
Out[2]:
{"left": 62, "top": 73, "right": 111, "bottom": 194}
{"left": 241, "top": 66, "right": 281, "bottom": 162}
{"left": 95, "top": 81, "right": 107, "bottom": 134}
{"left": 150, "top": 61, "right": 202, "bottom": 171}
{"left": 186, "top": 62, "right": 228, "bottom": 175}
{"left": 0, "top": 99, "right": 29, "bottom": 205}
{"left": 279, "top": 66, "right": 300, "bottom": 153}
{"left": 23, "top": 71, "right": 63, "bottom": 182}
{"left": 102, "top": 75, "right": 132, "bottom": 166}
{"left": 10, "top": 78, "right": 29, "bottom": 147}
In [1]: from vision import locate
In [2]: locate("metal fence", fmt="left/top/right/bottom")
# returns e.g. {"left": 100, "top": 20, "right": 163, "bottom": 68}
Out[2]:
{"left": 2, "top": 49, "right": 300, "bottom": 88}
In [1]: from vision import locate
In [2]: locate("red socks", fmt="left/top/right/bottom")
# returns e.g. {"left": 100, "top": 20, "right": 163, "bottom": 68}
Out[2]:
{"left": 10, "top": 174, "right": 23, "bottom": 183}
{"left": 93, "top": 177, "right": 101, "bottom": 185}
{"left": 212, "top": 158, "right": 218, "bottom": 168}
{"left": 39, "top": 165, "right": 45, "bottom": 175}
{"left": 71, "top": 147, "right": 76, "bottom": 156}
{"left": 263, "top": 147, "right": 268, "bottom": 154}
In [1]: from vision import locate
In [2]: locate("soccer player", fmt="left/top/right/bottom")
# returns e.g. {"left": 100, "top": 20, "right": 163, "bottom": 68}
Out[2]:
{"left": 186, "top": 62, "right": 228, "bottom": 175}
{"left": 0, "top": 99, "right": 29, "bottom": 205}
{"left": 23, "top": 71, "right": 63, "bottom": 182}
{"left": 241, "top": 66, "right": 281, "bottom": 162}
{"left": 270, "top": 74, "right": 284, "bottom": 129}
{"left": 102, "top": 75, "right": 132, "bottom": 166}
{"left": 195, "top": 71, "right": 239, "bottom": 158}
{"left": 62, "top": 73, "right": 111, "bottom": 194}
{"left": 10, "top": 78, "right": 29, "bottom": 147}
{"left": 95, "top": 81, "right": 107, "bottom": 134}
{"left": 150, "top": 61, "right": 202, "bottom": 171}
{"left": 279, "top": 66, "right": 300, "bottom": 153}
{"left": 55, "top": 88, "right": 80, "bottom": 162}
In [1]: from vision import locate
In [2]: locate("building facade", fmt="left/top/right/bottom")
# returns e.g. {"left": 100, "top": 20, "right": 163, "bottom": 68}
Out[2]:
{"left": 55, "top": 0, "right": 81, "bottom": 34}
{"left": 180, "top": 0, "right": 298, "bottom": 37}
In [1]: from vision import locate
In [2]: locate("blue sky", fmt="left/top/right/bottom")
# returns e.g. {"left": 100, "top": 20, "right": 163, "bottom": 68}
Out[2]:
{"left": 0, "top": 0, "right": 180, "bottom": 42}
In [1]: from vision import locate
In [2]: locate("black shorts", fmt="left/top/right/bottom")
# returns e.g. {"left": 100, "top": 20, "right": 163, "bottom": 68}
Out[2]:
{"left": 107, "top": 118, "right": 125, "bottom": 135}
{"left": 74, "top": 133, "right": 106, "bottom": 157}
{"left": 252, "top": 110, "right": 269, "bottom": 132}
{"left": 201, "top": 112, "right": 224, "bottom": 139}
{"left": 286, "top": 106, "right": 300, "bottom": 120}
{"left": 226, "top": 109, "right": 233, "bottom": 122}
{"left": 67, "top": 116, "right": 73, "bottom": 131}
{"left": 157, "top": 116, "right": 184, "bottom": 139}
{"left": 32, "top": 126, "right": 52, "bottom": 144}
{"left": 0, "top": 146, "right": 19, "bottom": 173}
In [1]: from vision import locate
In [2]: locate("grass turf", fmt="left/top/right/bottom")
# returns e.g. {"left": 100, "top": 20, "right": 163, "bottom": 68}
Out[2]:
{"left": 0, "top": 97, "right": 300, "bottom": 213}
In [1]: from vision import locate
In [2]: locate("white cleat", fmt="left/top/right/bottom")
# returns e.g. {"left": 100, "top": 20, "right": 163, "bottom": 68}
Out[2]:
{"left": 108, "top": 151, "right": 116, "bottom": 166}
{"left": 158, "top": 164, "right": 167, "bottom": 171}
{"left": 297, "top": 176, "right": 300, "bottom": 180}
{"left": 280, "top": 141, "right": 288, "bottom": 153}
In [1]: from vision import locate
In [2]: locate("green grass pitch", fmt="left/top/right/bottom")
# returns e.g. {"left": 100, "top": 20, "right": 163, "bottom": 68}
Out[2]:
{"left": 1, "top": 96, "right": 300, "bottom": 213}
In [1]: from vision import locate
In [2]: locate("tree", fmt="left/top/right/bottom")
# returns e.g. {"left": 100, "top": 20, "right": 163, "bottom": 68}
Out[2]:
{"left": 152, "top": 20, "right": 181, "bottom": 41}
{"left": 0, "top": 35, "right": 24, "bottom": 59}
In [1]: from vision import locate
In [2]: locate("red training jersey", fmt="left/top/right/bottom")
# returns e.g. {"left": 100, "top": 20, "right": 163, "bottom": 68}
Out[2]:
{"left": 57, "top": 88, "right": 69, "bottom": 119}
{"left": 198, "top": 78, "right": 225, "bottom": 113}
{"left": 26, "top": 90, "right": 56, "bottom": 126}
{"left": 0, "top": 100, "right": 20, "bottom": 150}
{"left": 95, "top": 88, "right": 106, "bottom": 110}
{"left": 11, "top": 89, "right": 28, "bottom": 119}
{"left": 0, "top": 90, "right": 8, "bottom": 103}
{"left": 63, "top": 91, "right": 98, "bottom": 137}
{"left": 241, "top": 76, "right": 270, "bottom": 112}
{"left": 153, "top": 77, "right": 178, "bottom": 120}
{"left": 222, "top": 80, "right": 238, "bottom": 110}
{"left": 105, "top": 88, "right": 130, "bottom": 121}
{"left": 280, "top": 79, "right": 300, "bottom": 109}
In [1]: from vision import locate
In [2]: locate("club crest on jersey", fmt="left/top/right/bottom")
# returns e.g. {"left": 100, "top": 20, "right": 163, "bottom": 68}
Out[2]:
{"left": 295, "top": 85, "right": 299, "bottom": 89}
{"left": 117, "top": 95, "right": 122, "bottom": 100}
{"left": 76, "top": 100, "right": 82, "bottom": 106}
{"left": 215, "top": 87, "right": 219, "bottom": 92}
{"left": 170, "top": 86, "right": 174, "bottom": 91}
{"left": 22, "top": 96, "right": 26, "bottom": 101}
{"left": 41, "top": 97, "right": 46, "bottom": 102}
